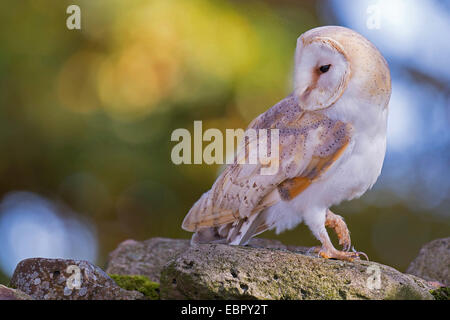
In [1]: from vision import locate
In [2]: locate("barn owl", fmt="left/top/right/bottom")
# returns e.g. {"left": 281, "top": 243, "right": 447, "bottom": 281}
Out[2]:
{"left": 182, "top": 26, "right": 391, "bottom": 261}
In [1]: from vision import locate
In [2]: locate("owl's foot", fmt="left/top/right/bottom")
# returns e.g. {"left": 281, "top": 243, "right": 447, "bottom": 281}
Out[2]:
{"left": 325, "top": 209, "right": 351, "bottom": 251}
{"left": 318, "top": 246, "right": 369, "bottom": 262}
{"left": 306, "top": 244, "right": 366, "bottom": 262}
{"left": 317, "top": 231, "right": 369, "bottom": 262}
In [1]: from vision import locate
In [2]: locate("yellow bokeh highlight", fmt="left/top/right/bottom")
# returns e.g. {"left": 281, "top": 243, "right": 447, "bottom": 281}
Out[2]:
{"left": 97, "top": 42, "right": 180, "bottom": 120}
{"left": 58, "top": 0, "right": 294, "bottom": 123}
{"left": 96, "top": 0, "right": 260, "bottom": 121}
{"left": 57, "top": 51, "right": 103, "bottom": 114}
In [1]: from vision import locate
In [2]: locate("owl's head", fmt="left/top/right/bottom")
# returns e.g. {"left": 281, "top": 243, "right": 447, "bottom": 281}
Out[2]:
{"left": 294, "top": 26, "right": 391, "bottom": 111}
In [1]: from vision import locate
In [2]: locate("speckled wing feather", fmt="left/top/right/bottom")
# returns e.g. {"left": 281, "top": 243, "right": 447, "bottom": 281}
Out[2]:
{"left": 182, "top": 94, "right": 352, "bottom": 233}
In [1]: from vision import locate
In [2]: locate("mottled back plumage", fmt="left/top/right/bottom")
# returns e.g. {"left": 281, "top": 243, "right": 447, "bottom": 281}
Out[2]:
{"left": 182, "top": 94, "right": 352, "bottom": 244}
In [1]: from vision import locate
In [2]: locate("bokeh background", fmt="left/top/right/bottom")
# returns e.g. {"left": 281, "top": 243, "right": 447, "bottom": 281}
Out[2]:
{"left": 0, "top": 0, "right": 449, "bottom": 284}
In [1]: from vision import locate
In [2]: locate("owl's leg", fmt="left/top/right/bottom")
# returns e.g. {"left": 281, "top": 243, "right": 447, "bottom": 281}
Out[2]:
{"left": 304, "top": 208, "right": 367, "bottom": 262}
{"left": 325, "top": 209, "right": 351, "bottom": 252}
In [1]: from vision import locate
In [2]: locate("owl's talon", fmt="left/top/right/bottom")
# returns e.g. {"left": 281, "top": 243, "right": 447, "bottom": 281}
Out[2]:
{"left": 359, "top": 251, "right": 369, "bottom": 261}
{"left": 351, "top": 247, "right": 369, "bottom": 261}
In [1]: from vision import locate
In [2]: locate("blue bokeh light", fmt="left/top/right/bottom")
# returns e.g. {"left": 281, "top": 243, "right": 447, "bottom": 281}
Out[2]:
{"left": 0, "top": 192, "right": 98, "bottom": 276}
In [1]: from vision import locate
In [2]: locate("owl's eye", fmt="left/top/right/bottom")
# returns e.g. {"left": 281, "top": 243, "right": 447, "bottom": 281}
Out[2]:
{"left": 319, "top": 64, "right": 331, "bottom": 73}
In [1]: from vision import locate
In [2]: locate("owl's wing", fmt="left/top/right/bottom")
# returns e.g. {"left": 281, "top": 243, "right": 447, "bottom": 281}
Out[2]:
{"left": 182, "top": 96, "right": 353, "bottom": 233}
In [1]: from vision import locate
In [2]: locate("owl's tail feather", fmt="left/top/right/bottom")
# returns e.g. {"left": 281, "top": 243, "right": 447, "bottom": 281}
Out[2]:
{"left": 190, "top": 225, "right": 230, "bottom": 244}
{"left": 191, "top": 210, "right": 272, "bottom": 246}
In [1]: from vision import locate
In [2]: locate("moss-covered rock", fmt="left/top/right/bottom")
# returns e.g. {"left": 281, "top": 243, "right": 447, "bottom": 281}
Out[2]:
{"left": 430, "top": 287, "right": 450, "bottom": 300}
{"left": 105, "top": 237, "right": 303, "bottom": 283}
{"left": 109, "top": 274, "right": 160, "bottom": 300}
{"left": 160, "top": 243, "right": 435, "bottom": 300}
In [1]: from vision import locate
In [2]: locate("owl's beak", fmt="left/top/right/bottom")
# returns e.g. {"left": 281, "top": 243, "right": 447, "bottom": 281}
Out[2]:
{"left": 295, "top": 84, "right": 311, "bottom": 103}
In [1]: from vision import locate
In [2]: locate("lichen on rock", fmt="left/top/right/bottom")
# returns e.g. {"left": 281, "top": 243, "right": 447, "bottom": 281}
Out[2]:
{"left": 6, "top": 237, "right": 444, "bottom": 300}
{"left": 10, "top": 258, "right": 144, "bottom": 300}
{"left": 158, "top": 242, "right": 435, "bottom": 300}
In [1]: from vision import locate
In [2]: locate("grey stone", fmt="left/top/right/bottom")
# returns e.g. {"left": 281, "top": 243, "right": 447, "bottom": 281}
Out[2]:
{"left": 105, "top": 237, "right": 309, "bottom": 282}
{"left": 0, "top": 284, "right": 33, "bottom": 300}
{"left": 160, "top": 243, "right": 435, "bottom": 300}
{"left": 106, "top": 237, "right": 191, "bottom": 282}
{"left": 406, "top": 237, "right": 450, "bottom": 286}
{"left": 10, "top": 258, "right": 144, "bottom": 300}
